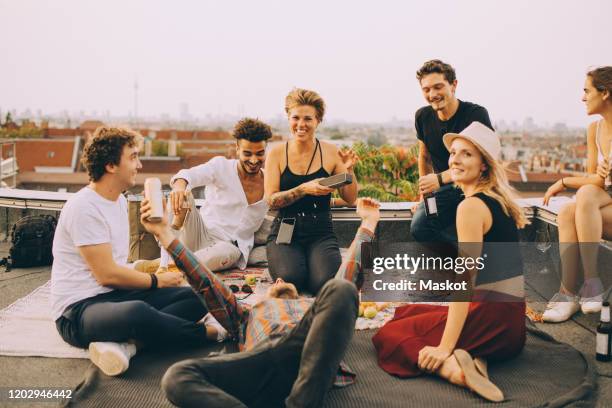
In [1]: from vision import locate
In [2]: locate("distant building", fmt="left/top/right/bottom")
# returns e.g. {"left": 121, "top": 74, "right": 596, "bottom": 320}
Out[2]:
{"left": 79, "top": 120, "right": 105, "bottom": 132}
{"left": 505, "top": 161, "right": 571, "bottom": 192}
{"left": 4, "top": 124, "right": 282, "bottom": 193}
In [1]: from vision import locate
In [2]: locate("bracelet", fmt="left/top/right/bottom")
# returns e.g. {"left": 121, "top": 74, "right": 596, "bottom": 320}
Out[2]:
{"left": 436, "top": 173, "right": 444, "bottom": 187}
{"left": 561, "top": 178, "right": 567, "bottom": 189}
{"left": 150, "top": 273, "right": 158, "bottom": 290}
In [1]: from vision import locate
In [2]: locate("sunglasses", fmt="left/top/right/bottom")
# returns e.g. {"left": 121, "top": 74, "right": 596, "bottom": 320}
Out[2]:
{"left": 229, "top": 284, "right": 254, "bottom": 294}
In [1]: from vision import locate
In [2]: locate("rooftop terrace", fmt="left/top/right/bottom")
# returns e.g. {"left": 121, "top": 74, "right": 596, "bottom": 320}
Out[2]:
{"left": 0, "top": 188, "right": 610, "bottom": 407}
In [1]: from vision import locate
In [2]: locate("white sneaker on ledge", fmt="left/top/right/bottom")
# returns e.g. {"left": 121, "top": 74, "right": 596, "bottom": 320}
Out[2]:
{"left": 579, "top": 278, "right": 604, "bottom": 314}
{"left": 89, "top": 342, "right": 137, "bottom": 376}
{"left": 542, "top": 292, "right": 580, "bottom": 323}
{"left": 580, "top": 294, "right": 603, "bottom": 314}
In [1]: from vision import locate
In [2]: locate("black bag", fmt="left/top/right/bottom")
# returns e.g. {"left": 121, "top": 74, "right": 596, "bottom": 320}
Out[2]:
{"left": 8, "top": 214, "right": 57, "bottom": 268}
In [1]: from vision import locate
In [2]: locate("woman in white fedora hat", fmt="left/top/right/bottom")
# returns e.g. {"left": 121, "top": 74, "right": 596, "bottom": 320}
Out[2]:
{"left": 541, "top": 66, "right": 612, "bottom": 322}
{"left": 373, "top": 121, "right": 529, "bottom": 402}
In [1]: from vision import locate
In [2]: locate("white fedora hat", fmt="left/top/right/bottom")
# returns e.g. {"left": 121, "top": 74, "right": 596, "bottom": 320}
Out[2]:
{"left": 442, "top": 121, "right": 501, "bottom": 161}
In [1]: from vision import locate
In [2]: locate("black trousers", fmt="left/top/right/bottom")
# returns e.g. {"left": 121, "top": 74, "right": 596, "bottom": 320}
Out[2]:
{"left": 267, "top": 212, "right": 342, "bottom": 295}
{"left": 162, "top": 279, "right": 359, "bottom": 408}
{"left": 55, "top": 287, "right": 209, "bottom": 349}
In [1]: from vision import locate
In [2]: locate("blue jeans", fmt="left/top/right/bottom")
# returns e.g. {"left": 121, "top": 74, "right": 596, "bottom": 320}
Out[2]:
{"left": 410, "top": 184, "right": 463, "bottom": 243}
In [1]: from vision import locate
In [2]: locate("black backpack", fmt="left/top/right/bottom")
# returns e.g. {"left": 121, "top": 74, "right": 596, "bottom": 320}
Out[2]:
{"left": 7, "top": 214, "right": 57, "bottom": 269}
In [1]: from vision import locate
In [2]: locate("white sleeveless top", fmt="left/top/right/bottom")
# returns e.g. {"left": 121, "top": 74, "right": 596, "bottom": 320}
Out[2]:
{"left": 595, "top": 120, "right": 611, "bottom": 164}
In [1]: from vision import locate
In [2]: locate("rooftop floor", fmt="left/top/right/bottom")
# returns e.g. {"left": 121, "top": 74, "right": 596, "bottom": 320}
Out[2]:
{"left": 1, "top": 246, "right": 610, "bottom": 407}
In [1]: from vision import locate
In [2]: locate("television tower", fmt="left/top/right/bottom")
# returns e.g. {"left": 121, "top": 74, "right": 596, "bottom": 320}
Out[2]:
{"left": 133, "top": 77, "right": 139, "bottom": 128}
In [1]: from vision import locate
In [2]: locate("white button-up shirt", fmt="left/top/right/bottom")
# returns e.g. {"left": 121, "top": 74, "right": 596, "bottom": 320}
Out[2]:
{"left": 171, "top": 156, "right": 268, "bottom": 269}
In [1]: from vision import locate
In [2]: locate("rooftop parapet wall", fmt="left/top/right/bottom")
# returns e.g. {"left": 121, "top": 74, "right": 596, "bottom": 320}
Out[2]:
{"left": 0, "top": 189, "right": 605, "bottom": 249}
{"left": 0, "top": 188, "right": 555, "bottom": 246}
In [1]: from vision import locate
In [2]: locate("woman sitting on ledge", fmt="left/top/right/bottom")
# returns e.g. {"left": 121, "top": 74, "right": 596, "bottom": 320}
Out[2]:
{"left": 373, "top": 122, "right": 529, "bottom": 402}
{"left": 542, "top": 66, "right": 612, "bottom": 322}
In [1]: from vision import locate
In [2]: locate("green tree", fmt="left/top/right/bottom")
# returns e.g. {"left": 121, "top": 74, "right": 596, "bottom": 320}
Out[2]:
{"left": 151, "top": 140, "right": 184, "bottom": 157}
{"left": 0, "top": 126, "right": 43, "bottom": 139}
{"left": 335, "top": 142, "right": 419, "bottom": 202}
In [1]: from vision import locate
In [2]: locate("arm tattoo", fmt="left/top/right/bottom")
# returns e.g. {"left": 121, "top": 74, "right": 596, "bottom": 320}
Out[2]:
{"left": 267, "top": 186, "right": 305, "bottom": 209}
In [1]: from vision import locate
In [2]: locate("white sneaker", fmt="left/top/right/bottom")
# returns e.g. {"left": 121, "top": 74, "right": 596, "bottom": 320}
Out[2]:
{"left": 202, "top": 313, "right": 229, "bottom": 342}
{"left": 580, "top": 294, "right": 603, "bottom": 314}
{"left": 542, "top": 292, "right": 580, "bottom": 323}
{"left": 89, "top": 342, "right": 137, "bottom": 376}
{"left": 579, "top": 278, "right": 604, "bottom": 314}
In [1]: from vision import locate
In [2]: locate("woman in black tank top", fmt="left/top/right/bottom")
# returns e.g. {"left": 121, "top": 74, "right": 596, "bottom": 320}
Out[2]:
{"left": 374, "top": 123, "right": 529, "bottom": 402}
{"left": 264, "top": 88, "right": 359, "bottom": 294}
{"left": 279, "top": 139, "right": 331, "bottom": 214}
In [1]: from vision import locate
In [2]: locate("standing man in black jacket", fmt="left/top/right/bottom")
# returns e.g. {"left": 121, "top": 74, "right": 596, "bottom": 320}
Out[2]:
{"left": 410, "top": 59, "right": 494, "bottom": 243}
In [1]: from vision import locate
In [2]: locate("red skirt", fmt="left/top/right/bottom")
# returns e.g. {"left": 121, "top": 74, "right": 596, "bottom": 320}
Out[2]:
{"left": 372, "top": 300, "right": 526, "bottom": 377}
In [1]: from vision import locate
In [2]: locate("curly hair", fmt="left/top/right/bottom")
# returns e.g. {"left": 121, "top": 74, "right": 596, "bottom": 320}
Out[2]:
{"left": 232, "top": 118, "right": 272, "bottom": 142}
{"left": 416, "top": 59, "right": 457, "bottom": 84}
{"left": 82, "top": 127, "right": 141, "bottom": 182}
{"left": 284, "top": 88, "right": 326, "bottom": 123}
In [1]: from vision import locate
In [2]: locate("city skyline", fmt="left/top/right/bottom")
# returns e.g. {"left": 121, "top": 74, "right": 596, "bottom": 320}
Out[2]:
{"left": 0, "top": 104, "right": 585, "bottom": 134}
{"left": 1, "top": 0, "right": 610, "bottom": 127}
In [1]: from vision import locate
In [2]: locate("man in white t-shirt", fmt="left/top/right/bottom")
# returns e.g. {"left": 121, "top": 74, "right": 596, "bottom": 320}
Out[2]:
{"left": 52, "top": 127, "right": 223, "bottom": 377}
{"left": 166, "top": 118, "right": 271, "bottom": 272}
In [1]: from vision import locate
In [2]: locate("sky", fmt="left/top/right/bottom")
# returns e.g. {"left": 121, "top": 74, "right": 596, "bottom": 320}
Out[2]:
{"left": 1, "top": 0, "right": 610, "bottom": 127}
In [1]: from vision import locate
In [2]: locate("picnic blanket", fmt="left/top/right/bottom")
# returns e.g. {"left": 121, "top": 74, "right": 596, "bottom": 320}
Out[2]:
{"left": 0, "top": 267, "right": 271, "bottom": 358}
{"left": 0, "top": 281, "right": 88, "bottom": 358}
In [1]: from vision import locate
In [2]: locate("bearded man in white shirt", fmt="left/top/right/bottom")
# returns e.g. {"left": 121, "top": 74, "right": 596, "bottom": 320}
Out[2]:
{"left": 167, "top": 118, "right": 271, "bottom": 272}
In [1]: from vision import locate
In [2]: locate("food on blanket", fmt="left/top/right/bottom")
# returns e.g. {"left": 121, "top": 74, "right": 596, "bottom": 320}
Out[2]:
{"left": 155, "top": 264, "right": 187, "bottom": 286}
{"left": 244, "top": 274, "right": 257, "bottom": 286}
{"left": 376, "top": 302, "right": 390, "bottom": 311}
{"left": 134, "top": 258, "right": 161, "bottom": 273}
{"left": 156, "top": 265, "right": 180, "bottom": 274}
{"left": 134, "top": 258, "right": 182, "bottom": 275}
{"left": 359, "top": 302, "right": 389, "bottom": 314}
{"left": 526, "top": 305, "right": 544, "bottom": 323}
{"left": 364, "top": 306, "right": 378, "bottom": 319}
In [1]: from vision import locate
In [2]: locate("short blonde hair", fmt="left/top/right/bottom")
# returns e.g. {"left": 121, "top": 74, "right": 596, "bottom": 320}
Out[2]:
{"left": 284, "top": 88, "right": 326, "bottom": 122}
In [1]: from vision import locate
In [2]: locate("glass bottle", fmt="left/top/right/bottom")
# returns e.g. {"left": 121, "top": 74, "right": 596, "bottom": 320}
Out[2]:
{"left": 596, "top": 301, "right": 611, "bottom": 362}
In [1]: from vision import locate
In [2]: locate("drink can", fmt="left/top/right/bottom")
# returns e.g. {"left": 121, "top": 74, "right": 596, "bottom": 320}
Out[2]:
{"left": 144, "top": 177, "right": 164, "bottom": 222}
